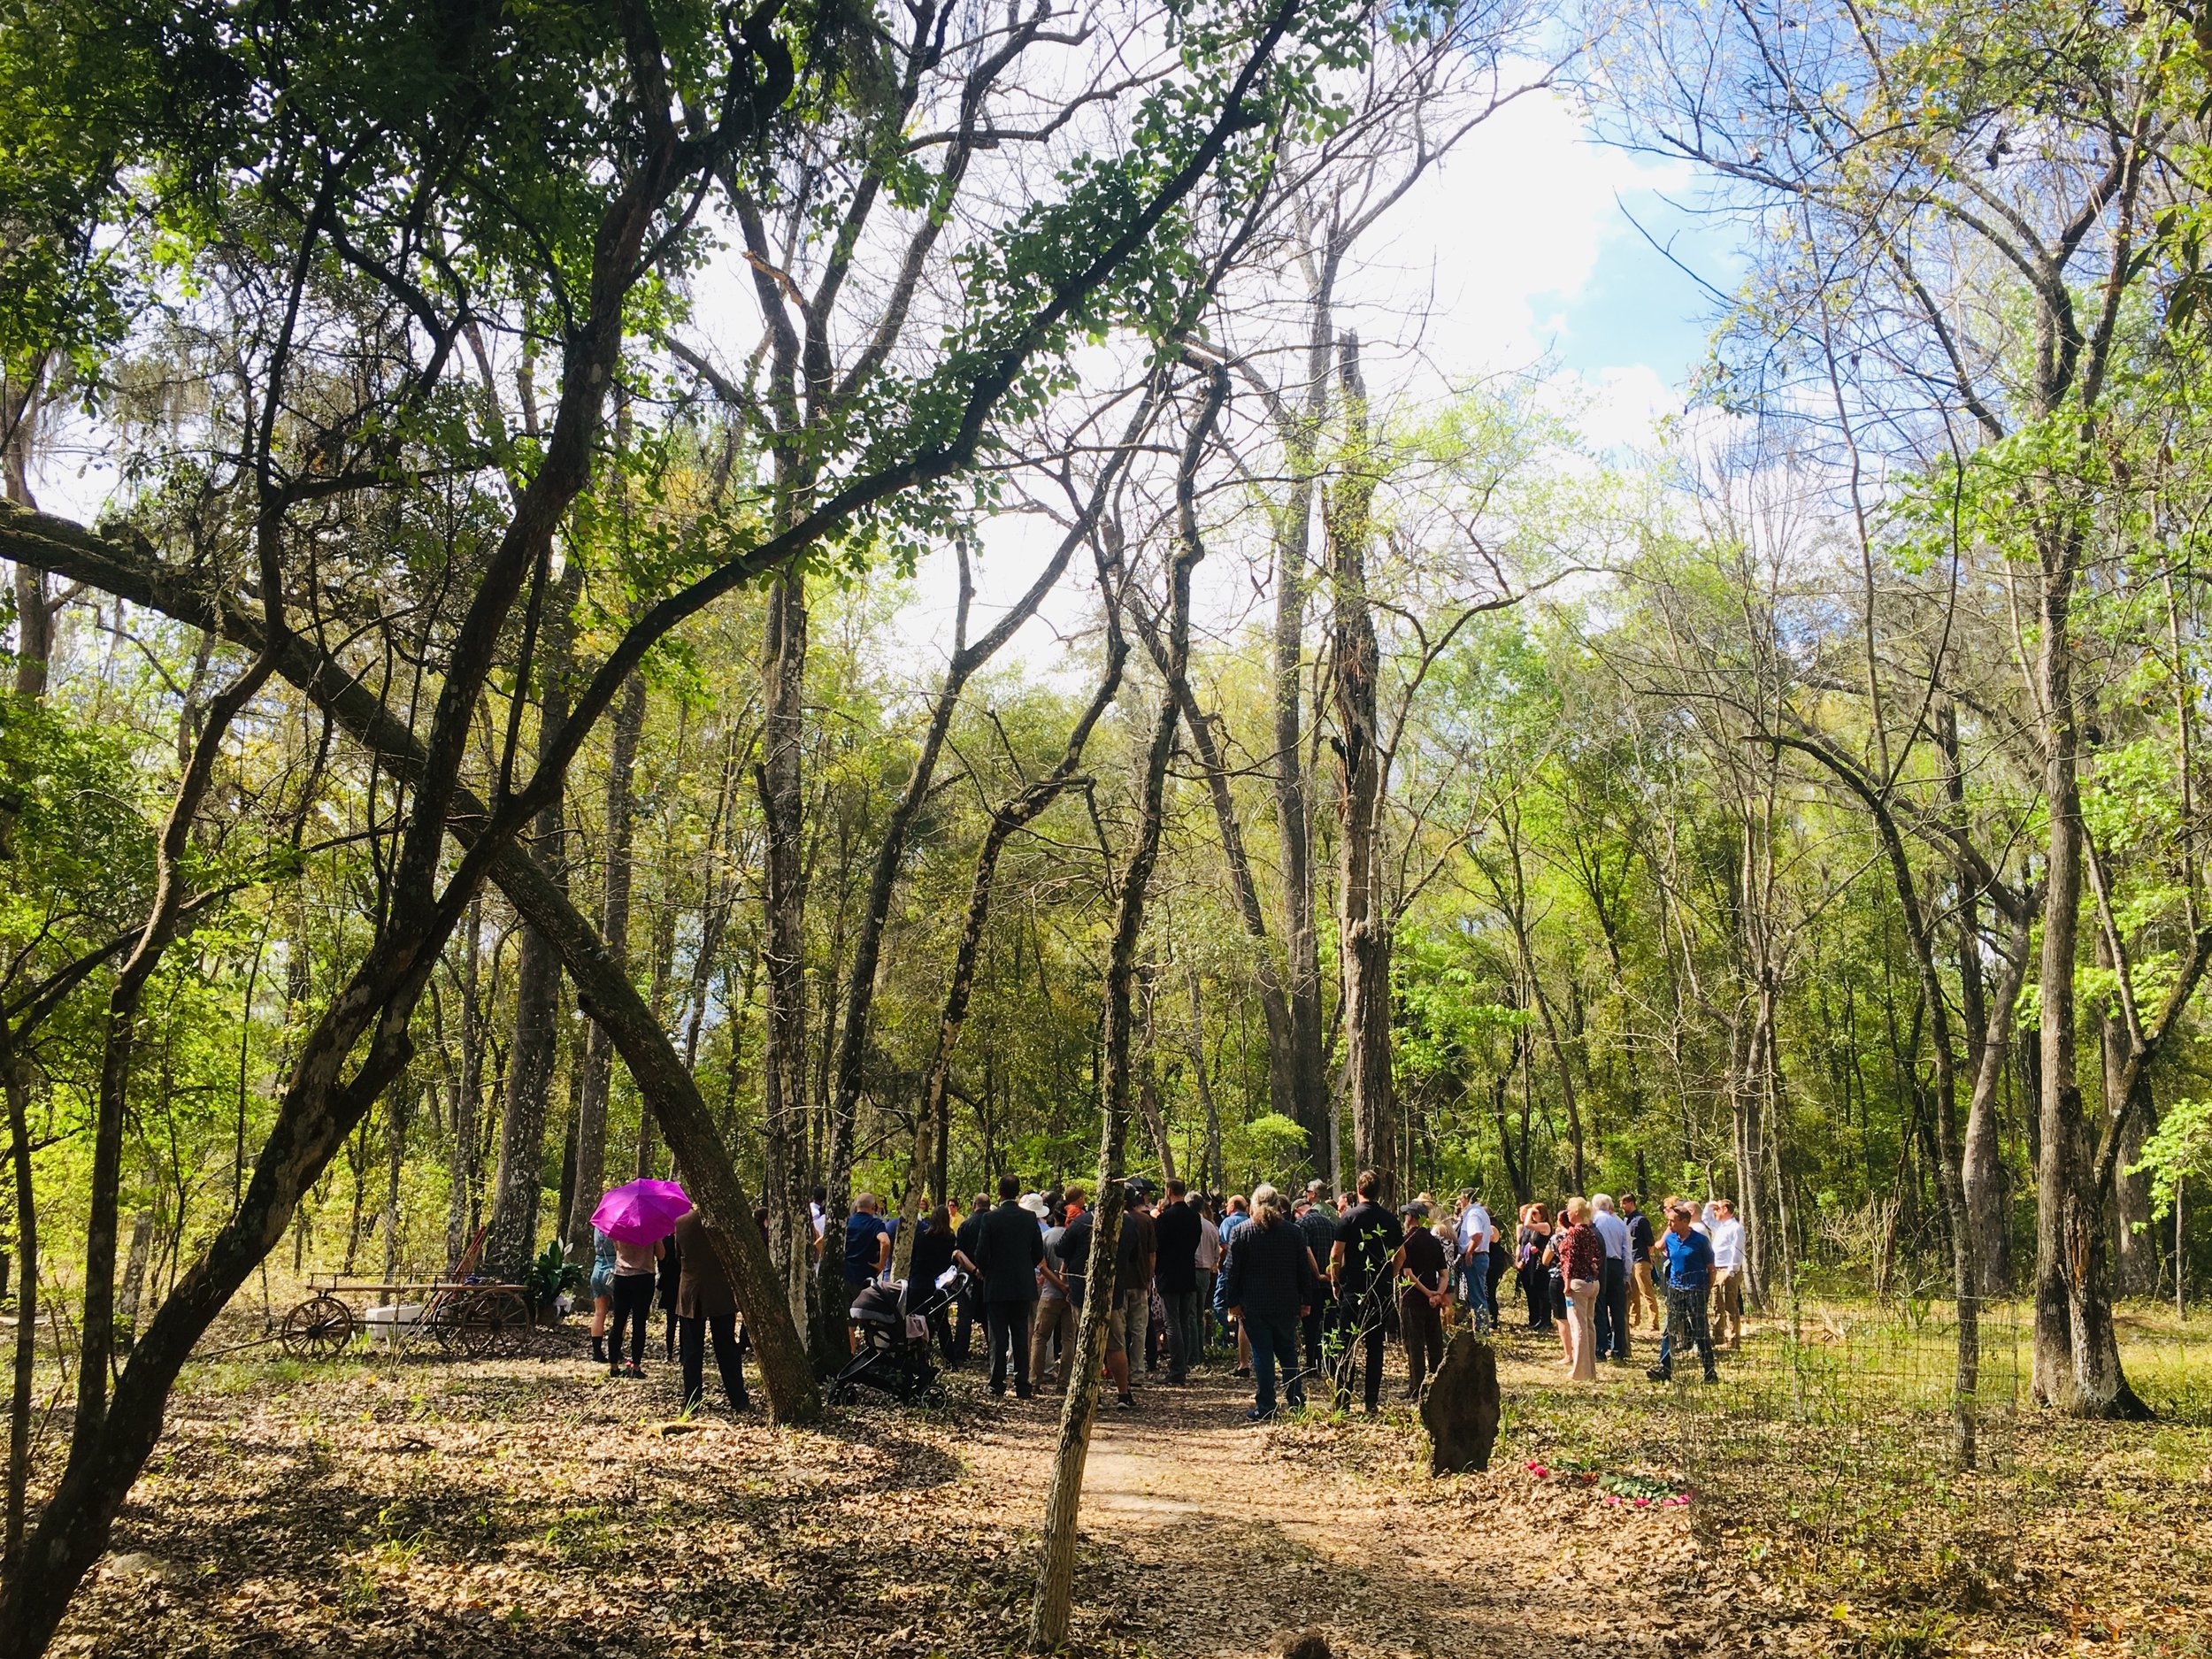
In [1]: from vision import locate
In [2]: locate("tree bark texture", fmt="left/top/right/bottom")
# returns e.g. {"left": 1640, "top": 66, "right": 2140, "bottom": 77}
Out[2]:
{"left": 1325, "top": 334, "right": 1394, "bottom": 1206}
{"left": 757, "top": 570, "right": 814, "bottom": 1344}
{"left": 2033, "top": 550, "right": 2145, "bottom": 1418}
{"left": 487, "top": 567, "right": 577, "bottom": 1279}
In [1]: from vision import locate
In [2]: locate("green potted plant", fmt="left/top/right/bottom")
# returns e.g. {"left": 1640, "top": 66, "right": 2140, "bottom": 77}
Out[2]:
{"left": 525, "top": 1242, "right": 587, "bottom": 1321}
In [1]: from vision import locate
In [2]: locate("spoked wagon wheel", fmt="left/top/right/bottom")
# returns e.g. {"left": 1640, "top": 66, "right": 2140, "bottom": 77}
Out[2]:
{"left": 280, "top": 1295, "right": 355, "bottom": 1358}
{"left": 426, "top": 1294, "right": 476, "bottom": 1356}
{"left": 465, "top": 1288, "right": 534, "bottom": 1358}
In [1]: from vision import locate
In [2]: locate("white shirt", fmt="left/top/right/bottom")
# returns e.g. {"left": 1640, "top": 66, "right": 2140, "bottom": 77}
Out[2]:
{"left": 1195, "top": 1216, "right": 1223, "bottom": 1272}
{"left": 1455, "top": 1202, "right": 1494, "bottom": 1255}
{"left": 1593, "top": 1209, "right": 1632, "bottom": 1265}
{"left": 1709, "top": 1217, "right": 1745, "bottom": 1269}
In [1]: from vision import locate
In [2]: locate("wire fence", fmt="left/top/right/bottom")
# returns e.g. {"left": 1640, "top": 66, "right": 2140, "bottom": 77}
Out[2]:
{"left": 1503, "top": 1295, "right": 2042, "bottom": 1609}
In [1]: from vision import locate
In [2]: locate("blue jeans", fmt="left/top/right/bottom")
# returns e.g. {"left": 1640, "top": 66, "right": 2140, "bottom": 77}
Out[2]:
{"left": 1456, "top": 1255, "right": 1492, "bottom": 1333}
{"left": 1596, "top": 1257, "right": 1630, "bottom": 1360}
{"left": 1245, "top": 1309, "right": 1304, "bottom": 1416}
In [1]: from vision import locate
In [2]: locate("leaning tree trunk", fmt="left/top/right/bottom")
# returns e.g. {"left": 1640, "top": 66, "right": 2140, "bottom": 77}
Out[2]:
{"left": 1325, "top": 333, "right": 1395, "bottom": 1206}
{"left": 0, "top": 503, "right": 827, "bottom": 1436}
{"left": 564, "top": 670, "right": 646, "bottom": 1263}
{"left": 1763, "top": 734, "right": 1983, "bottom": 1465}
{"left": 80, "top": 641, "right": 274, "bottom": 1439}
{"left": 1030, "top": 364, "right": 1220, "bottom": 1653}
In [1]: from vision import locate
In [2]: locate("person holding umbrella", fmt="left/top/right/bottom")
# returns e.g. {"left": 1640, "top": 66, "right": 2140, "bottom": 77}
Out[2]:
{"left": 592, "top": 1180, "right": 694, "bottom": 1379}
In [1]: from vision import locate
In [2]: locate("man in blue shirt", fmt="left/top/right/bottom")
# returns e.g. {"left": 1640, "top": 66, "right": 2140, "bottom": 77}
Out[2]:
{"left": 1647, "top": 1202, "right": 1718, "bottom": 1383}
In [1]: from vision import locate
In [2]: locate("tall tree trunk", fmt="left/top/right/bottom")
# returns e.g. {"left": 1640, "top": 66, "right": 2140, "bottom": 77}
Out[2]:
{"left": 2032, "top": 543, "right": 2145, "bottom": 1417}
{"left": 4, "top": 1055, "right": 36, "bottom": 1582}
{"left": 1964, "top": 909, "right": 2032, "bottom": 1296}
{"left": 757, "top": 571, "right": 814, "bottom": 1343}
{"left": 565, "top": 670, "right": 646, "bottom": 1259}
{"left": 485, "top": 569, "right": 576, "bottom": 1280}
{"left": 2097, "top": 940, "right": 2158, "bottom": 1298}
{"left": 1185, "top": 967, "right": 1226, "bottom": 1196}
{"left": 1272, "top": 242, "right": 1334, "bottom": 1167}
{"left": 382, "top": 1084, "right": 411, "bottom": 1286}
{"left": 1029, "top": 362, "right": 1219, "bottom": 1653}
{"left": 1325, "top": 333, "right": 1394, "bottom": 1205}
{"left": 4, "top": 367, "right": 50, "bottom": 702}
{"left": 444, "top": 899, "right": 485, "bottom": 1268}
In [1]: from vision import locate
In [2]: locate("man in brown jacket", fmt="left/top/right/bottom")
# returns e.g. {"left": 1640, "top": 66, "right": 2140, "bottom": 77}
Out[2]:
{"left": 672, "top": 1210, "right": 749, "bottom": 1412}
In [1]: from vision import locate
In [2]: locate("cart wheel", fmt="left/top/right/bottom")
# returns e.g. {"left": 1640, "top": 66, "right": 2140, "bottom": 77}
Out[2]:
{"left": 473, "top": 1288, "right": 534, "bottom": 1357}
{"left": 280, "top": 1295, "right": 355, "bottom": 1359}
{"left": 427, "top": 1295, "right": 474, "bottom": 1356}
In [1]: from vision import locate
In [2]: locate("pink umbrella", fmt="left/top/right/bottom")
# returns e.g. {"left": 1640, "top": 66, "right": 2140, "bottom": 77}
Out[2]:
{"left": 591, "top": 1179, "right": 692, "bottom": 1246}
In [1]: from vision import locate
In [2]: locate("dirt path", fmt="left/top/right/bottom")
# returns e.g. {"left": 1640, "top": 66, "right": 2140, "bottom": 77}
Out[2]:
{"left": 947, "top": 1354, "right": 1706, "bottom": 1659}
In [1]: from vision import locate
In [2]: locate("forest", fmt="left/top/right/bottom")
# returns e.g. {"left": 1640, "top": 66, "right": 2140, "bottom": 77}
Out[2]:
{"left": 1, "top": 0, "right": 2208, "bottom": 1655}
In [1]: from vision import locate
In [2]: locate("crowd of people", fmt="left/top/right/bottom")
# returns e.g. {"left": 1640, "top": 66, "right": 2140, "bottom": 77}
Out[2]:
{"left": 843, "top": 1173, "right": 1755, "bottom": 1421}
{"left": 568, "top": 1173, "right": 1753, "bottom": 1424}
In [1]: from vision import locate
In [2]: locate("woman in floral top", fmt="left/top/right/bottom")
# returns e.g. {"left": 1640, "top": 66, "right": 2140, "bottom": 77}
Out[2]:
{"left": 1558, "top": 1196, "right": 1604, "bottom": 1381}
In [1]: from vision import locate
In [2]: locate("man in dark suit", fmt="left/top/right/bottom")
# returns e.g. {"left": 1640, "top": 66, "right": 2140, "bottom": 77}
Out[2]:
{"left": 973, "top": 1173, "right": 1045, "bottom": 1396}
{"left": 1151, "top": 1178, "right": 1202, "bottom": 1383}
{"left": 671, "top": 1210, "right": 749, "bottom": 1412}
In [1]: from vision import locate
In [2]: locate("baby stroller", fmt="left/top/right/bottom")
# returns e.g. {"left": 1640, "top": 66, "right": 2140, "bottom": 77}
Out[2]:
{"left": 827, "top": 1264, "right": 972, "bottom": 1406}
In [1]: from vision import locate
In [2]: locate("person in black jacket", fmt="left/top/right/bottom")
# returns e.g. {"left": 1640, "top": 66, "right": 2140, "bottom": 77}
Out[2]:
{"left": 672, "top": 1211, "right": 748, "bottom": 1412}
{"left": 950, "top": 1193, "right": 990, "bottom": 1367}
{"left": 1150, "top": 1178, "right": 1202, "bottom": 1383}
{"left": 907, "top": 1204, "right": 973, "bottom": 1366}
{"left": 1329, "top": 1170, "right": 1403, "bottom": 1415}
{"left": 1220, "top": 1184, "right": 1319, "bottom": 1420}
{"left": 972, "top": 1174, "right": 1045, "bottom": 1396}
{"left": 1292, "top": 1194, "right": 1338, "bottom": 1381}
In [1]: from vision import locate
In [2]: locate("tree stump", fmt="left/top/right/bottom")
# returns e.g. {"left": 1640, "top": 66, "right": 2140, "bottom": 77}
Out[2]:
{"left": 1420, "top": 1332, "right": 1500, "bottom": 1475}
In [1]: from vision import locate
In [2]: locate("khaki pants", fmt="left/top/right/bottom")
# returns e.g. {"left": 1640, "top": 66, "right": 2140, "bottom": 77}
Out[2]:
{"left": 1030, "top": 1295, "right": 1077, "bottom": 1392}
{"left": 1565, "top": 1278, "right": 1601, "bottom": 1381}
{"left": 1709, "top": 1265, "right": 1744, "bottom": 1348}
{"left": 1628, "top": 1259, "right": 1661, "bottom": 1327}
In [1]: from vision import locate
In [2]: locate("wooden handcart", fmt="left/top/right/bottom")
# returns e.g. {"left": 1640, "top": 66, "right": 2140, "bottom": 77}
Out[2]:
{"left": 280, "top": 1276, "right": 537, "bottom": 1360}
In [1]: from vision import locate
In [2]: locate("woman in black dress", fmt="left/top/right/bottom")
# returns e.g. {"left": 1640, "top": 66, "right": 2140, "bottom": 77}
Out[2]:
{"left": 1516, "top": 1203, "right": 1555, "bottom": 1331}
{"left": 907, "top": 1204, "right": 963, "bottom": 1364}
